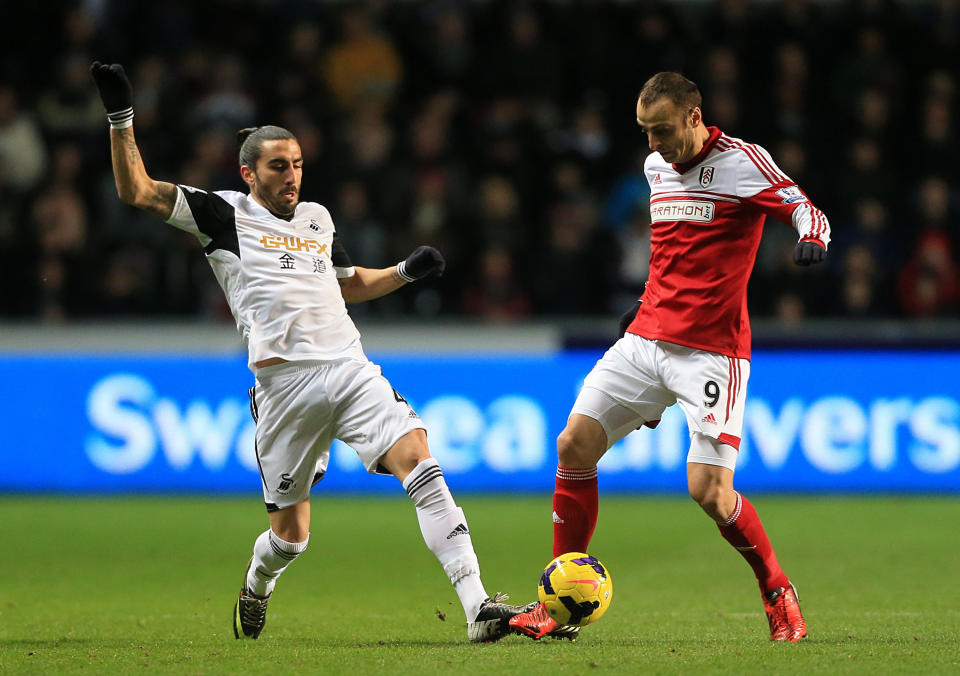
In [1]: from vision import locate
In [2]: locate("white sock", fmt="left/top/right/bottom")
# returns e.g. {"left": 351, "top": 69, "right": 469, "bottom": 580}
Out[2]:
{"left": 403, "top": 458, "right": 489, "bottom": 621}
{"left": 246, "top": 529, "right": 309, "bottom": 597}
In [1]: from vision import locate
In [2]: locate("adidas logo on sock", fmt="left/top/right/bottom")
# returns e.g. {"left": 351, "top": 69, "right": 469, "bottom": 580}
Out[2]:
{"left": 446, "top": 523, "right": 469, "bottom": 539}
{"left": 552, "top": 511, "right": 565, "bottom": 524}
{"left": 701, "top": 412, "right": 718, "bottom": 425}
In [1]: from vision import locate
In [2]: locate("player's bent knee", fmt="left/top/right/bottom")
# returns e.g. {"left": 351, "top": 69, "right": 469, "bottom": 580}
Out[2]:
{"left": 557, "top": 428, "right": 601, "bottom": 468}
{"left": 275, "top": 530, "right": 309, "bottom": 550}
{"left": 382, "top": 430, "right": 431, "bottom": 479}
{"left": 269, "top": 502, "right": 311, "bottom": 543}
{"left": 687, "top": 475, "right": 734, "bottom": 522}
{"left": 689, "top": 483, "right": 723, "bottom": 512}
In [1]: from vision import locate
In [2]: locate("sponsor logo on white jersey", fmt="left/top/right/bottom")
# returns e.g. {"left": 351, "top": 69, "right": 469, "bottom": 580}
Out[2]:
{"left": 260, "top": 233, "right": 328, "bottom": 254}
{"left": 776, "top": 185, "right": 808, "bottom": 204}
{"left": 649, "top": 200, "right": 716, "bottom": 223}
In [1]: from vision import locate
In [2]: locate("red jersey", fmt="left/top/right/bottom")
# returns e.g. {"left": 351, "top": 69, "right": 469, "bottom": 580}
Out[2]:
{"left": 627, "top": 126, "right": 830, "bottom": 359}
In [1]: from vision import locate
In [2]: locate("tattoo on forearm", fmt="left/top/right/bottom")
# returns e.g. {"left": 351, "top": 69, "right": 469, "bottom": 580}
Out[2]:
{"left": 148, "top": 182, "right": 177, "bottom": 217}
{"left": 116, "top": 127, "right": 141, "bottom": 168}
{"left": 111, "top": 127, "right": 175, "bottom": 218}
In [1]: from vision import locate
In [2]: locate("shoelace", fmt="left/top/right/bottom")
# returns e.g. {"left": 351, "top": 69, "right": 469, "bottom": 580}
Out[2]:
{"left": 768, "top": 605, "right": 790, "bottom": 630}
{"left": 517, "top": 604, "right": 551, "bottom": 623}
{"left": 766, "top": 591, "right": 792, "bottom": 636}
{"left": 239, "top": 594, "right": 268, "bottom": 626}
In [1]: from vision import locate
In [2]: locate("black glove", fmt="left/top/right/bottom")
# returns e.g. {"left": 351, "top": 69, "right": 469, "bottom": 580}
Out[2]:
{"left": 397, "top": 246, "right": 445, "bottom": 282}
{"left": 90, "top": 61, "right": 134, "bottom": 127}
{"left": 793, "top": 239, "right": 826, "bottom": 266}
{"left": 617, "top": 298, "right": 643, "bottom": 338}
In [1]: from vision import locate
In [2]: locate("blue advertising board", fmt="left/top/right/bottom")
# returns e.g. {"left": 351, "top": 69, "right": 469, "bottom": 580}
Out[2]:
{"left": 1, "top": 350, "right": 958, "bottom": 495}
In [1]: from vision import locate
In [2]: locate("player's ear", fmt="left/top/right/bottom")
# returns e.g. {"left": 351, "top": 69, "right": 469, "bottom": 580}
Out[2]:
{"left": 240, "top": 164, "right": 255, "bottom": 188}
{"left": 689, "top": 106, "right": 702, "bottom": 128}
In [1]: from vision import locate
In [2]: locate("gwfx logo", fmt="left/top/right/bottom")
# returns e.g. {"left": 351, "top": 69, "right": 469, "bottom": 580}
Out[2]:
{"left": 260, "top": 234, "right": 328, "bottom": 255}
{"left": 276, "top": 473, "right": 297, "bottom": 494}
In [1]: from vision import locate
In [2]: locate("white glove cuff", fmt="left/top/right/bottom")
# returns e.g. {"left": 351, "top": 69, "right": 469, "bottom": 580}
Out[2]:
{"left": 107, "top": 107, "right": 134, "bottom": 130}
{"left": 396, "top": 260, "right": 416, "bottom": 283}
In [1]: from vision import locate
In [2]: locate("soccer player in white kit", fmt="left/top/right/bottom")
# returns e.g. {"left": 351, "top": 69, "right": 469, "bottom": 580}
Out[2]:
{"left": 91, "top": 61, "right": 538, "bottom": 643}
{"left": 511, "top": 72, "right": 828, "bottom": 642}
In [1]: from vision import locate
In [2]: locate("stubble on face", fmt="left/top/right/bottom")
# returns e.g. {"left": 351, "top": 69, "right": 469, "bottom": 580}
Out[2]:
{"left": 636, "top": 98, "right": 695, "bottom": 164}
{"left": 248, "top": 139, "right": 303, "bottom": 216}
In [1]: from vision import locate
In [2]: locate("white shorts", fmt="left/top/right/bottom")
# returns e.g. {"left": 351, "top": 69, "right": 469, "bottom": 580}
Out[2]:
{"left": 571, "top": 335, "right": 749, "bottom": 470}
{"left": 249, "top": 358, "right": 426, "bottom": 510}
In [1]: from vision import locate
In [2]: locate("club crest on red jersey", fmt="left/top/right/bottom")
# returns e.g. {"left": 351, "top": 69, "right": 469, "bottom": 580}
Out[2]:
{"left": 698, "top": 166, "right": 715, "bottom": 188}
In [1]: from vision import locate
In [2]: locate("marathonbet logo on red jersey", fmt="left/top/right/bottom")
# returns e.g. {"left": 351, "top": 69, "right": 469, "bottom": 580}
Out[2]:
{"left": 649, "top": 200, "right": 715, "bottom": 223}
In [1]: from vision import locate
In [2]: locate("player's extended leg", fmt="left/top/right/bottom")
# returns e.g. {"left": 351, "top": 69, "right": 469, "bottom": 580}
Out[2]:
{"left": 510, "top": 414, "right": 608, "bottom": 641}
{"left": 234, "top": 500, "right": 311, "bottom": 639}
{"left": 552, "top": 414, "right": 608, "bottom": 556}
{"left": 380, "top": 430, "right": 536, "bottom": 642}
{"left": 687, "top": 434, "right": 806, "bottom": 642}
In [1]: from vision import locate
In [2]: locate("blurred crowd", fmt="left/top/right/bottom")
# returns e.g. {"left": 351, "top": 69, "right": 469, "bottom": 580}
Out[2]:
{"left": 1, "top": 0, "right": 958, "bottom": 323}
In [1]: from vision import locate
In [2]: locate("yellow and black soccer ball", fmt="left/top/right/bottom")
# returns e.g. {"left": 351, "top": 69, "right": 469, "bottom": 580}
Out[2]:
{"left": 537, "top": 552, "right": 613, "bottom": 627}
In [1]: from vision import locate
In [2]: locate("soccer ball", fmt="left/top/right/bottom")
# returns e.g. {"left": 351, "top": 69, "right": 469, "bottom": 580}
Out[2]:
{"left": 537, "top": 552, "right": 613, "bottom": 626}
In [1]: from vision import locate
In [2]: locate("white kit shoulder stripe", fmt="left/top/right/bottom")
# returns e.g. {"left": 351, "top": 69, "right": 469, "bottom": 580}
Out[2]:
{"left": 719, "top": 135, "right": 789, "bottom": 186}
{"left": 717, "top": 137, "right": 780, "bottom": 185}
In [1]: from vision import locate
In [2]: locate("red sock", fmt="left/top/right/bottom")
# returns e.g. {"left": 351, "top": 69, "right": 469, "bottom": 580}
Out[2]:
{"left": 717, "top": 492, "right": 790, "bottom": 593}
{"left": 552, "top": 466, "right": 598, "bottom": 558}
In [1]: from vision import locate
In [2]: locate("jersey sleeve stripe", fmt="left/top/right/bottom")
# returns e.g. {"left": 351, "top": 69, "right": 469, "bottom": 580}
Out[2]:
{"left": 798, "top": 203, "right": 830, "bottom": 244}
{"left": 720, "top": 135, "right": 789, "bottom": 186}
{"left": 742, "top": 143, "right": 785, "bottom": 185}
{"left": 813, "top": 207, "right": 825, "bottom": 240}
{"left": 721, "top": 136, "right": 778, "bottom": 185}
{"left": 749, "top": 143, "right": 790, "bottom": 184}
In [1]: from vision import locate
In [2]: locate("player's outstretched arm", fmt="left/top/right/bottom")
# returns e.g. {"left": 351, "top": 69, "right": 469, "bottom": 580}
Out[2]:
{"left": 339, "top": 246, "right": 445, "bottom": 303}
{"left": 90, "top": 61, "right": 176, "bottom": 220}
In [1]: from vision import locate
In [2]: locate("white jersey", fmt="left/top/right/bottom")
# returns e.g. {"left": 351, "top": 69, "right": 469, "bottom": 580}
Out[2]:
{"left": 166, "top": 186, "right": 364, "bottom": 369}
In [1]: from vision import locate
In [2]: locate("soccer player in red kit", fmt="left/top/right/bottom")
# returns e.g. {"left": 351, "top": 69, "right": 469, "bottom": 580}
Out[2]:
{"left": 510, "top": 72, "right": 828, "bottom": 642}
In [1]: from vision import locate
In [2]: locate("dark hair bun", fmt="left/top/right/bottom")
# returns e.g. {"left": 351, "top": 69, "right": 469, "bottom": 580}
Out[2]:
{"left": 236, "top": 127, "right": 261, "bottom": 147}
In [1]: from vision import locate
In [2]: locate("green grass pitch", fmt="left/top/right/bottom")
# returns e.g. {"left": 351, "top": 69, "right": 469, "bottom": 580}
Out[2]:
{"left": 1, "top": 494, "right": 958, "bottom": 674}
